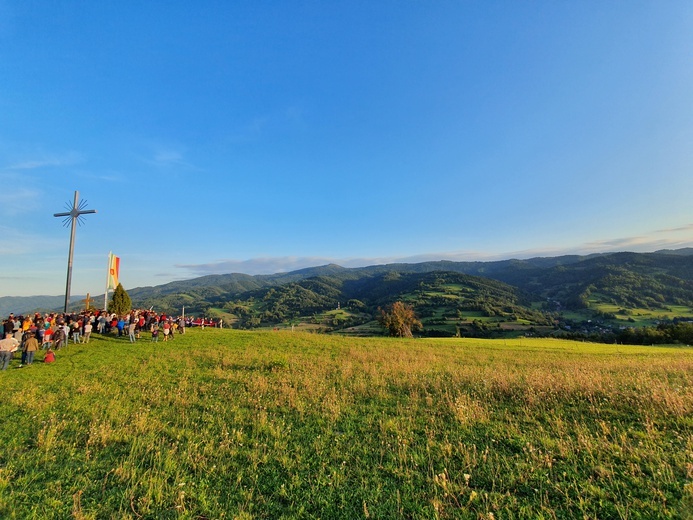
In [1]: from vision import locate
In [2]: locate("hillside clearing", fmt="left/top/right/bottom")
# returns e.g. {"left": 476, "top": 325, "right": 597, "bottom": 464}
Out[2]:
{"left": 0, "top": 330, "right": 691, "bottom": 518}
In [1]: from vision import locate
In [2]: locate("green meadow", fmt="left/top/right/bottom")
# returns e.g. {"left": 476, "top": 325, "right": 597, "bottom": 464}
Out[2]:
{"left": 0, "top": 330, "right": 691, "bottom": 519}
{"left": 585, "top": 297, "right": 693, "bottom": 328}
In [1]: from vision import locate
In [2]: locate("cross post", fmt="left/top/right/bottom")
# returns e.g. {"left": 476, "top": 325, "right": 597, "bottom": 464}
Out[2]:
{"left": 54, "top": 191, "right": 97, "bottom": 313}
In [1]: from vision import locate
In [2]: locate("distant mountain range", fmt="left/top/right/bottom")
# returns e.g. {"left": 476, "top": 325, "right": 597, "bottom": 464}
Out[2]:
{"left": 3, "top": 249, "right": 693, "bottom": 329}
{"left": 0, "top": 295, "right": 86, "bottom": 318}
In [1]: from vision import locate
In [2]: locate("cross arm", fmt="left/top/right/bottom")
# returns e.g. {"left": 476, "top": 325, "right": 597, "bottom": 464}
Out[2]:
{"left": 54, "top": 209, "right": 97, "bottom": 217}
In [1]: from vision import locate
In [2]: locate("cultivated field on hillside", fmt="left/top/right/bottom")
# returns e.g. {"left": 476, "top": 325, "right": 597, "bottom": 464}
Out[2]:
{"left": 0, "top": 330, "right": 691, "bottom": 519}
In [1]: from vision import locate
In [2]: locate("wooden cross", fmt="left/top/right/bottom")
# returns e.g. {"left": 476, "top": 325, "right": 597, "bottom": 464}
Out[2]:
{"left": 82, "top": 293, "right": 92, "bottom": 311}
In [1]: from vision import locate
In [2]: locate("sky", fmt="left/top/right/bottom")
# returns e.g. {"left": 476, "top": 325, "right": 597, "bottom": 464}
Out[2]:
{"left": 1, "top": 1, "right": 693, "bottom": 297}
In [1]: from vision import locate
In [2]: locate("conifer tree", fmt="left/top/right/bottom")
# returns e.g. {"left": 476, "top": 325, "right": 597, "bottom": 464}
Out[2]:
{"left": 109, "top": 283, "right": 132, "bottom": 315}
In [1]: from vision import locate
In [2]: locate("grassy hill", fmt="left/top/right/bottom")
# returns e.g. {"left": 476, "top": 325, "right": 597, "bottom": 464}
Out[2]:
{"left": 0, "top": 330, "right": 691, "bottom": 518}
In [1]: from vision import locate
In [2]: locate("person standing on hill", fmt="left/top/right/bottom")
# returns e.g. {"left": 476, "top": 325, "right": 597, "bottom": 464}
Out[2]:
{"left": 42, "top": 327, "right": 53, "bottom": 349}
{"left": 178, "top": 317, "right": 185, "bottom": 335}
{"left": 20, "top": 330, "right": 30, "bottom": 365}
{"left": 52, "top": 326, "right": 65, "bottom": 350}
{"left": 116, "top": 317, "right": 125, "bottom": 337}
{"left": 22, "top": 333, "right": 39, "bottom": 366}
{"left": 83, "top": 321, "right": 92, "bottom": 343}
{"left": 0, "top": 332, "right": 19, "bottom": 370}
{"left": 71, "top": 320, "right": 81, "bottom": 344}
{"left": 22, "top": 316, "right": 32, "bottom": 333}
{"left": 4, "top": 315, "right": 14, "bottom": 337}
{"left": 128, "top": 320, "right": 137, "bottom": 343}
{"left": 13, "top": 320, "right": 22, "bottom": 343}
{"left": 150, "top": 323, "right": 159, "bottom": 342}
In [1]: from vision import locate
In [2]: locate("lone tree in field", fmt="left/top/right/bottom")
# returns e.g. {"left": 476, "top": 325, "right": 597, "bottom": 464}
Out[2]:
{"left": 108, "top": 283, "right": 132, "bottom": 315}
{"left": 378, "top": 301, "right": 422, "bottom": 338}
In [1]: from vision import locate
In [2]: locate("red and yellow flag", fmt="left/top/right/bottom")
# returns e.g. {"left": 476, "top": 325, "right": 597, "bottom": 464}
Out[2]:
{"left": 107, "top": 252, "right": 120, "bottom": 290}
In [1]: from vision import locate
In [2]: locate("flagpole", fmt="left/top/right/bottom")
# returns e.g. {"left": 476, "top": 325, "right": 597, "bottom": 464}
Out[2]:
{"left": 105, "top": 251, "right": 111, "bottom": 310}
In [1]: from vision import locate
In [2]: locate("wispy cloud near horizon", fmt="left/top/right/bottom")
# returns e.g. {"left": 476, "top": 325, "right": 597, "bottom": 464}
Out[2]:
{"left": 175, "top": 228, "right": 693, "bottom": 278}
{"left": 0, "top": 225, "right": 64, "bottom": 255}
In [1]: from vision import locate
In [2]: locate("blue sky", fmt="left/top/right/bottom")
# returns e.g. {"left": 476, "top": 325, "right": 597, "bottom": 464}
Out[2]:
{"left": 1, "top": 1, "right": 692, "bottom": 297}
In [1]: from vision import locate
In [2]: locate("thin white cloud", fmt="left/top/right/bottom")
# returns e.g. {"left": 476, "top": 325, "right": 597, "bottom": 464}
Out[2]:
{"left": 174, "top": 252, "right": 545, "bottom": 278}
{"left": 141, "top": 146, "right": 199, "bottom": 171}
{"left": 154, "top": 150, "right": 183, "bottom": 163}
{"left": 577, "top": 225, "right": 693, "bottom": 254}
{"left": 0, "top": 186, "right": 42, "bottom": 216}
{"left": 0, "top": 225, "right": 63, "bottom": 255}
{"left": 5, "top": 151, "right": 84, "bottom": 171}
{"left": 656, "top": 223, "right": 693, "bottom": 234}
{"left": 225, "top": 105, "right": 304, "bottom": 144}
{"left": 500, "top": 228, "right": 693, "bottom": 260}
{"left": 176, "top": 257, "right": 338, "bottom": 276}
{"left": 174, "top": 226, "right": 693, "bottom": 278}
{"left": 80, "top": 173, "right": 124, "bottom": 182}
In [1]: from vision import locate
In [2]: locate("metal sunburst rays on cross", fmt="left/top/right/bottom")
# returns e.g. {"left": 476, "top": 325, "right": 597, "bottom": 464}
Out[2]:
{"left": 56, "top": 196, "right": 94, "bottom": 227}
{"left": 54, "top": 191, "right": 97, "bottom": 313}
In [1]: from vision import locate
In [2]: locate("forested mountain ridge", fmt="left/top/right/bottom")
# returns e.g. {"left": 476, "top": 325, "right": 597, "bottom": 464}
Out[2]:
{"left": 118, "top": 249, "right": 693, "bottom": 336}
{"left": 489, "top": 252, "right": 693, "bottom": 309}
{"left": 3, "top": 250, "right": 693, "bottom": 339}
{"left": 220, "top": 270, "right": 549, "bottom": 333}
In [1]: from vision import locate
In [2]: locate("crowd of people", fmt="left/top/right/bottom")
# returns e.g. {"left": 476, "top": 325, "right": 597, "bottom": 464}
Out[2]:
{"left": 0, "top": 309, "right": 222, "bottom": 370}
